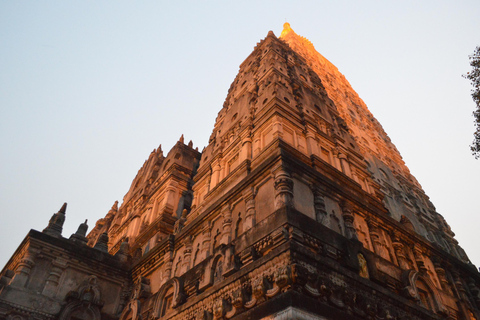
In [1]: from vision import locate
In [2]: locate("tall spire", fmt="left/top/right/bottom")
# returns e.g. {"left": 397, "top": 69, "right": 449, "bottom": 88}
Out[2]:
{"left": 280, "top": 22, "right": 292, "bottom": 38}
{"left": 70, "top": 219, "right": 89, "bottom": 245}
{"left": 42, "top": 203, "right": 67, "bottom": 238}
{"left": 279, "top": 23, "right": 416, "bottom": 187}
{"left": 93, "top": 232, "right": 109, "bottom": 253}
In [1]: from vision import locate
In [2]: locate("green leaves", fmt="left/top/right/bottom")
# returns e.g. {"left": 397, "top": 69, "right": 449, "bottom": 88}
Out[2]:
{"left": 464, "top": 47, "right": 480, "bottom": 159}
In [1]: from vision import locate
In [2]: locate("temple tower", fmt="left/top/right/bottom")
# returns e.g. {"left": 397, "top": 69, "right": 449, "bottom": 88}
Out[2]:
{"left": 0, "top": 23, "right": 479, "bottom": 320}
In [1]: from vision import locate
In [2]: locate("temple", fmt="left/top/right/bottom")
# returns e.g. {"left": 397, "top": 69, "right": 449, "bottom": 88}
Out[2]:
{"left": 1, "top": 23, "right": 479, "bottom": 320}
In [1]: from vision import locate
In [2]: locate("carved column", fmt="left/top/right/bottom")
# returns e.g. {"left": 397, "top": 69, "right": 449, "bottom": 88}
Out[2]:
{"left": 163, "top": 252, "right": 173, "bottom": 281}
{"left": 272, "top": 115, "right": 283, "bottom": 140}
{"left": 332, "top": 148, "right": 342, "bottom": 171}
{"left": 163, "top": 235, "right": 175, "bottom": 281}
{"left": 244, "top": 188, "right": 256, "bottom": 231}
{"left": 220, "top": 205, "right": 232, "bottom": 245}
{"left": 162, "top": 181, "right": 178, "bottom": 215}
{"left": 338, "top": 153, "right": 352, "bottom": 176}
{"left": 200, "top": 222, "right": 212, "bottom": 260}
{"left": 341, "top": 202, "right": 358, "bottom": 240}
{"left": 210, "top": 160, "right": 221, "bottom": 188}
{"left": 219, "top": 159, "right": 227, "bottom": 181}
{"left": 313, "top": 188, "right": 328, "bottom": 225}
{"left": 253, "top": 135, "right": 261, "bottom": 156}
{"left": 180, "top": 240, "right": 192, "bottom": 274}
{"left": 274, "top": 168, "right": 294, "bottom": 209}
{"left": 240, "top": 136, "right": 252, "bottom": 161}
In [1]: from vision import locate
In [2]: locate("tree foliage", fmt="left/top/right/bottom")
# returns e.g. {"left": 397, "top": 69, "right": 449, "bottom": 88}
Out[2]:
{"left": 464, "top": 46, "right": 480, "bottom": 159}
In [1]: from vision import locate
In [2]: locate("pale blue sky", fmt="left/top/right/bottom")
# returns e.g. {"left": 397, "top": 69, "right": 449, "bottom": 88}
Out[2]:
{"left": 1, "top": 1, "right": 479, "bottom": 268}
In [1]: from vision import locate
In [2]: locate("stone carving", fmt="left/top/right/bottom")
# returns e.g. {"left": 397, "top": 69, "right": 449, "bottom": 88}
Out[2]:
{"left": 225, "top": 287, "right": 244, "bottom": 318}
{"left": 212, "top": 298, "right": 227, "bottom": 320}
{"left": 244, "top": 275, "right": 266, "bottom": 309}
{"left": 402, "top": 269, "right": 419, "bottom": 300}
{"left": 358, "top": 253, "right": 369, "bottom": 279}
{"left": 173, "top": 209, "right": 188, "bottom": 234}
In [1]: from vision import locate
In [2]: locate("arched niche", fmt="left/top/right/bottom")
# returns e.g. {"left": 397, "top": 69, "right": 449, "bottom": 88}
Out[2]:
{"left": 58, "top": 275, "right": 103, "bottom": 320}
{"left": 152, "top": 278, "right": 184, "bottom": 318}
{"left": 213, "top": 255, "right": 224, "bottom": 284}
{"left": 198, "top": 253, "right": 225, "bottom": 292}
{"left": 118, "top": 300, "right": 140, "bottom": 320}
{"left": 59, "top": 298, "right": 101, "bottom": 320}
{"left": 402, "top": 270, "right": 447, "bottom": 314}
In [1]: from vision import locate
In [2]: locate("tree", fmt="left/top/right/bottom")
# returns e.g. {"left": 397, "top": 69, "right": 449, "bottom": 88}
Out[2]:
{"left": 464, "top": 46, "right": 480, "bottom": 159}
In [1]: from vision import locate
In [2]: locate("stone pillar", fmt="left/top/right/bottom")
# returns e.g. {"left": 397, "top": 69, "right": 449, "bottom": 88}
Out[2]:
{"left": 201, "top": 223, "right": 212, "bottom": 260}
{"left": 164, "top": 235, "right": 175, "bottom": 281}
{"left": 10, "top": 248, "right": 37, "bottom": 288}
{"left": 253, "top": 136, "right": 261, "bottom": 156}
{"left": 274, "top": 168, "right": 294, "bottom": 209}
{"left": 244, "top": 188, "right": 256, "bottom": 231}
{"left": 162, "top": 181, "right": 178, "bottom": 215}
{"left": 332, "top": 149, "right": 342, "bottom": 171}
{"left": 210, "top": 161, "right": 221, "bottom": 188}
{"left": 182, "top": 236, "right": 193, "bottom": 273}
{"left": 341, "top": 202, "right": 358, "bottom": 240}
{"left": 305, "top": 125, "right": 318, "bottom": 157}
{"left": 272, "top": 115, "right": 283, "bottom": 140}
{"left": 220, "top": 205, "right": 232, "bottom": 245}
{"left": 164, "top": 253, "right": 173, "bottom": 281}
{"left": 240, "top": 136, "right": 252, "bottom": 161}
{"left": 338, "top": 153, "right": 352, "bottom": 176}
{"left": 219, "top": 159, "right": 226, "bottom": 181}
{"left": 313, "top": 190, "right": 327, "bottom": 223}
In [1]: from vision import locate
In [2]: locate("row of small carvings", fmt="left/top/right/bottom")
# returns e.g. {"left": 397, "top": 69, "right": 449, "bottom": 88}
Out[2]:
{"left": 145, "top": 258, "right": 428, "bottom": 320}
